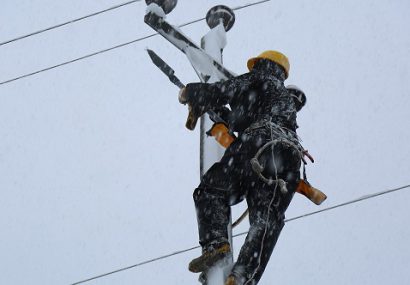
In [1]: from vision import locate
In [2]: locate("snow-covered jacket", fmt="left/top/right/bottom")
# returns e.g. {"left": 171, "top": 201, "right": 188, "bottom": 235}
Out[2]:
{"left": 184, "top": 60, "right": 298, "bottom": 132}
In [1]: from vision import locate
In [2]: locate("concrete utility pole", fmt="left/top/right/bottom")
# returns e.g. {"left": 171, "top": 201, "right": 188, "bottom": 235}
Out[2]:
{"left": 144, "top": 2, "right": 236, "bottom": 284}
{"left": 199, "top": 6, "right": 235, "bottom": 285}
{"left": 200, "top": 5, "right": 235, "bottom": 176}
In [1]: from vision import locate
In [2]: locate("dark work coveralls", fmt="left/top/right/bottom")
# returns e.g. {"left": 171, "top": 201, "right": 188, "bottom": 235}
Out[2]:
{"left": 184, "top": 59, "right": 302, "bottom": 285}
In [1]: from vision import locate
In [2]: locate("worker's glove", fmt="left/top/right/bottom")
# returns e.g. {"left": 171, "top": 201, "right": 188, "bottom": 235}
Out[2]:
{"left": 179, "top": 84, "right": 208, "bottom": 131}
{"left": 178, "top": 87, "right": 188, "bottom": 104}
{"left": 184, "top": 105, "right": 197, "bottom": 130}
{"left": 178, "top": 84, "right": 203, "bottom": 107}
{"left": 178, "top": 87, "right": 197, "bottom": 130}
{"left": 185, "top": 104, "right": 209, "bottom": 131}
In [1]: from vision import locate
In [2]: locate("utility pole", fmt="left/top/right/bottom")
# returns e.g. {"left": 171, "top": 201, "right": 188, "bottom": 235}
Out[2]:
{"left": 199, "top": 6, "right": 235, "bottom": 285}
{"left": 144, "top": 2, "right": 236, "bottom": 284}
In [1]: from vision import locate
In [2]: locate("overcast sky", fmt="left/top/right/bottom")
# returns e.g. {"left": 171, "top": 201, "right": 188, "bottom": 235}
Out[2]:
{"left": 1, "top": 1, "right": 409, "bottom": 284}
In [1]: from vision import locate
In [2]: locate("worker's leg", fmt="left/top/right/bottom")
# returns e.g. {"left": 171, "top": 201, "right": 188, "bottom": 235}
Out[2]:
{"left": 230, "top": 143, "right": 301, "bottom": 285}
{"left": 190, "top": 143, "right": 248, "bottom": 272}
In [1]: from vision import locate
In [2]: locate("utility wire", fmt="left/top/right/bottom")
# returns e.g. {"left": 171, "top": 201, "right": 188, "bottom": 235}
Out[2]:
{"left": 235, "top": 183, "right": 410, "bottom": 237}
{"left": 0, "top": 0, "right": 272, "bottom": 87}
{"left": 70, "top": 245, "right": 199, "bottom": 285}
{"left": 232, "top": 0, "right": 271, "bottom": 11}
{"left": 70, "top": 183, "right": 410, "bottom": 285}
{"left": 0, "top": 33, "right": 157, "bottom": 86}
{"left": 176, "top": 0, "right": 272, "bottom": 28}
{"left": 0, "top": 0, "right": 142, "bottom": 47}
{"left": 0, "top": 0, "right": 270, "bottom": 48}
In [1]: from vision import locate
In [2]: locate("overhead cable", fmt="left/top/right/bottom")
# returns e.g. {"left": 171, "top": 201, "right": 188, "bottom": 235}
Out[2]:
{"left": 0, "top": 0, "right": 272, "bottom": 86}
{"left": 0, "top": 0, "right": 142, "bottom": 47}
{"left": 70, "top": 183, "right": 410, "bottom": 285}
{"left": 0, "top": 34, "right": 157, "bottom": 86}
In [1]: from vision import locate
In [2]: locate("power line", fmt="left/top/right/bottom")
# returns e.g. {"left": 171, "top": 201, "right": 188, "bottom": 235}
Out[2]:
{"left": 232, "top": 0, "right": 271, "bottom": 11}
{"left": 0, "top": 33, "right": 157, "bottom": 86}
{"left": 70, "top": 245, "right": 200, "bottom": 285}
{"left": 0, "top": 0, "right": 271, "bottom": 49}
{"left": 236, "top": 183, "right": 410, "bottom": 235}
{"left": 0, "top": 0, "right": 142, "bottom": 47}
{"left": 0, "top": 0, "right": 272, "bottom": 87}
{"left": 176, "top": 0, "right": 272, "bottom": 28}
{"left": 70, "top": 183, "right": 410, "bottom": 285}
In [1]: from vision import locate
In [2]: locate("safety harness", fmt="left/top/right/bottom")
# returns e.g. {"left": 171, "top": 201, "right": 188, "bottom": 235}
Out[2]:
{"left": 208, "top": 120, "right": 327, "bottom": 206}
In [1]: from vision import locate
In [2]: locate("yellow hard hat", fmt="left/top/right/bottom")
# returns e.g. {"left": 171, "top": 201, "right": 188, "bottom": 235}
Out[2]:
{"left": 247, "top": 50, "right": 290, "bottom": 78}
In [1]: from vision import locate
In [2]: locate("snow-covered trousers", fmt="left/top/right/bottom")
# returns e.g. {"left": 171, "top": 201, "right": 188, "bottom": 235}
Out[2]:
{"left": 193, "top": 127, "right": 301, "bottom": 285}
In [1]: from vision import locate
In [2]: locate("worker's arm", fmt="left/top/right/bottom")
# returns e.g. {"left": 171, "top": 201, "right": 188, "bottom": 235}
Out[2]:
{"left": 179, "top": 72, "right": 255, "bottom": 118}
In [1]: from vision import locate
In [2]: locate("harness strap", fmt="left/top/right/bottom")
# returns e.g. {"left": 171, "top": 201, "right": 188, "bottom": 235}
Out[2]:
{"left": 250, "top": 138, "right": 303, "bottom": 194}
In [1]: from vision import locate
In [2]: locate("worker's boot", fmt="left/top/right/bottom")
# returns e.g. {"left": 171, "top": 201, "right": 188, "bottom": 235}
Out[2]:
{"left": 188, "top": 243, "right": 231, "bottom": 273}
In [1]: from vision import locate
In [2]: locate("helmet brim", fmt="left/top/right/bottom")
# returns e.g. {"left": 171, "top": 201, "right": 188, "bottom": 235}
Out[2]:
{"left": 247, "top": 56, "right": 289, "bottom": 79}
{"left": 247, "top": 57, "right": 259, "bottom": 71}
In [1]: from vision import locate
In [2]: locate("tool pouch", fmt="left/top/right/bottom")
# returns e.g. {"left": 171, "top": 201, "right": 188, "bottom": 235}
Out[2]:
{"left": 296, "top": 179, "right": 327, "bottom": 205}
{"left": 207, "top": 122, "right": 236, "bottom": 148}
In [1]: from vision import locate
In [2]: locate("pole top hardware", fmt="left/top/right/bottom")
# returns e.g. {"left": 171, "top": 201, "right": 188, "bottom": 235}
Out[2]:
{"left": 206, "top": 5, "right": 235, "bottom": 31}
{"left": 145, "top": 0, "right": 178, "bottom": 14}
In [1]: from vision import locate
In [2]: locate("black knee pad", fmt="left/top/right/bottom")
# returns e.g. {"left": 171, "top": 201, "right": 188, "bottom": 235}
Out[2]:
{"left": 193, "top": 186, "right": 228, "bottom": 203}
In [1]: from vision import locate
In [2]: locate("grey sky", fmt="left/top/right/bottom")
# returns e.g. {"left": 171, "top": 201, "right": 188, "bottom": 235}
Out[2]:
{"left": 1, "top": 0, "right": 409, "bottom": 284}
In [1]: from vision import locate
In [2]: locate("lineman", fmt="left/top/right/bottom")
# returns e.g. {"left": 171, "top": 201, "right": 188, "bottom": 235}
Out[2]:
{"left": 180, "top": 50, "right": 308, "bottom": 285}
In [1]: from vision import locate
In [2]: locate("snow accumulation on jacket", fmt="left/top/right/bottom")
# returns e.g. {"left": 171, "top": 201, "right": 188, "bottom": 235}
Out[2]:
{"left": 184, "top": 59, "right": 298, "bottom": 133}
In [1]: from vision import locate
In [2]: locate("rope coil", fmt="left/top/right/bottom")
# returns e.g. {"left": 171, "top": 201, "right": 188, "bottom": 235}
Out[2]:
{"left": 248, "top": 120, "right": 303, "bottom": 191}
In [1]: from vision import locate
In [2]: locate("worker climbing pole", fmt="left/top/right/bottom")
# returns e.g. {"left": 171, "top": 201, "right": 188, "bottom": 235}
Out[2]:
{"left": 144, "top": 1, "right": 326, "bottom": 284}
